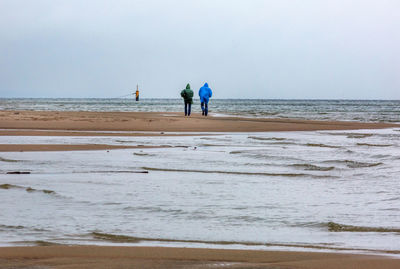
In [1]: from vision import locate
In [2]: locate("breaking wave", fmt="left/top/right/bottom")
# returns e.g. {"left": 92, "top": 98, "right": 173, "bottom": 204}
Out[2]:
{"left": 327, "top": 222, "right": 400, "bottom": 233}
{"left": 89, "top": 232, "right": 400, "bottom": 254}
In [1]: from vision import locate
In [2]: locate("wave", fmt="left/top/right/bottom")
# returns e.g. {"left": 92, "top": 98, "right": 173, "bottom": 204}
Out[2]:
{"left": 327, "top": 222, "right": 400, "bottom": 233}
{"left": 141, "top": 167, "right": 334, "bottom": 178}
{"left": 142, "top": 167, "right": 306, "bottom": 177}
{"left": 90, "top": 232, "right": 293, "bottom": 246}
{"left": 17, "top": 240, "right": 61, "bottom": 246}
{"left": 91, "top": 232, "right": 142, "bottom": 243}
{"left": 347, "top": 133, "right": 374, "bottom": 139}
{"left": 248, "top": 136, "right": 286, "bottom": 141}
{"left": 229, "top": 151, "right": 303, "bottom": 162}
{"left": 0, "top": 224, "right": 25, "bottom": 230}
{"left": 77, "top": 170, "right": 149, "bottom": 174}
{"left": 371, "top": 154, "right": 391, "bottom": 159}
{"left": 200, "top": 137, "right": 232, "bottom": 142}
{"left": 229, "top": 151, "right": 243, "bottom": 154}
{"left": 123, "top": 206, "right": 185, "bottom": 215}
{"left": 89, "top": 232, "right": 400, "bottom": 254}
{"left": 305, "top": 143, "right": 341, "bottom": 149}
{"left": 356, "top": 143, "right": 392, "bottom": 147}
{"left": 323, "top": 160, "right": 383, "bottom": 168}
{"left": 0, "top": 224, "right": 48, "bottom": 232}
{"left": 199, "top": 143, "right": 229, "bottom": 147}
{"left": 323, "top": 132, "right": 374, "bottom": 139}
{"left": 115, "top": 140, "right": 135, "bottom": 143}
{"left": 0, "top": 183, "right": 56, "bottom": 195}
{"left": 290, "top": 164, "right": 334, "bottom": 171}
{"left": 133, "top": 152, "right": 156, "bottom": 156}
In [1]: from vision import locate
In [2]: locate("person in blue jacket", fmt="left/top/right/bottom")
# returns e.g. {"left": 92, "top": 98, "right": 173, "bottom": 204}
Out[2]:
{"left": 198, "top": 82, "right": 212, "bottom": 116}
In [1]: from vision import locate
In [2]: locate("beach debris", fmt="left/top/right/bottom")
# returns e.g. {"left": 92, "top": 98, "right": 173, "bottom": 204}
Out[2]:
{"left": 6, "top": 171, "right": 30, "bottom": 174}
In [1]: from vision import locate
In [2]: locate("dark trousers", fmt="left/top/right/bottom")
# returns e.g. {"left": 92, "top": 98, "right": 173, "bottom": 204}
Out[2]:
{"left": 184, "top": 101, "right": 192, "bottom": 116}
{"left": 201, "top": 102, "right": 208, "bottom": 116}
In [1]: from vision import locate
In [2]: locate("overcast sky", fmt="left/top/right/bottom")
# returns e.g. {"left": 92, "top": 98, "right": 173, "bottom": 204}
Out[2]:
{"left": 0, "top": 0, "right": 399, "bottom": 99}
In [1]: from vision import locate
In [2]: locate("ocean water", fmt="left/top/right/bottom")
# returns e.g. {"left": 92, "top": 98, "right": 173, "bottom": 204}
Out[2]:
{"left": 0, "top": 98, "right": 400, "bottom": 255}
{"left": 1, "top": 129, "right": 400, "bottom": 254}
{"left": 1, "top": 98, "right": 400, "bottom": 122}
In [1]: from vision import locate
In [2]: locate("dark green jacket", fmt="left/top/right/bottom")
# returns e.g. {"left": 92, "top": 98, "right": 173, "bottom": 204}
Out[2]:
{"left": 180, "top": 83, "right": 194, "bottom": 103}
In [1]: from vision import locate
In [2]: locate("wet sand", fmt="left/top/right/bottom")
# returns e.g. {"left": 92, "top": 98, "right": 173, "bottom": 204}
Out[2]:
{"left": 0, "top": 246, "right": 399, "bottom": 269}
{"left": 0, "top": 110, "right": 398, "bottom": 133}
{"left": 1, "top": 110, "right": 398, "bottom": 152}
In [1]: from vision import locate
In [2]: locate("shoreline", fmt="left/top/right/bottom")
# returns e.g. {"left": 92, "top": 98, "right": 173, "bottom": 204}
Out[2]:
{"left": 0, "top": 245, "right": 399, "bottom": 269}
{"left": 0, "top": 144, "right": 171, "bottom": 152}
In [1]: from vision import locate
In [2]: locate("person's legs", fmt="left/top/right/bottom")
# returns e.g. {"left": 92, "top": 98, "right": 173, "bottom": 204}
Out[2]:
{"left": 188, "top": 102, "right": 191, "bottom": 116}
{"left": 204, "top": 102, "right": 208, "bottom": 116}
{"left": 201, "top": 102, "right": 205, "bottom": 116}
{"left": 184, "top": 101, "right": 188, "bottom": 116}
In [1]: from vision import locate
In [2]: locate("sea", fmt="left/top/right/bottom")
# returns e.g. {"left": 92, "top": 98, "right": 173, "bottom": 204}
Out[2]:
{"left": 0, "top": 98, "right": 400, "bottom": 255}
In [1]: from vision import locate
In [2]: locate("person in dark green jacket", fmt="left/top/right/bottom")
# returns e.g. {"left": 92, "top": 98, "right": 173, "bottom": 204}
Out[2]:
{"left": 180, "top": 83, "right": 194, "bottom": 116}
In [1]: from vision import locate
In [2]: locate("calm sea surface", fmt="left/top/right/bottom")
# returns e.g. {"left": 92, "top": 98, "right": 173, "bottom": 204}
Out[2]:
{"left": 0, "top": 99, "right": 400, "bottom": 255}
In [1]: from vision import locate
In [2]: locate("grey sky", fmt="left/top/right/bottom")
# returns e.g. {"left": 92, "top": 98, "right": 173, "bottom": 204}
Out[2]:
{"left": 0, "top": 0, "right": 399, "bottom": 99}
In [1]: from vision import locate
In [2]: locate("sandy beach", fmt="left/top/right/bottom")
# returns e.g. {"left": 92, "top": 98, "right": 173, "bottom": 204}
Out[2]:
{"left": 1, "top": 110, "right": 400, "bottom": 268}
{"left": 0, "top": 246, "right": 400, "bottom": 269}
{"left": 0, "top": 110, "right": 398, "bottom": 152}
{"left": 1, "top": 110, "right": 397, "bottom": 133}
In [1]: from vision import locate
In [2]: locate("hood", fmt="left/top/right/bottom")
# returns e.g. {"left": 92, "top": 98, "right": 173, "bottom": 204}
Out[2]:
{"left": 204, "top": 83, "right": 208, "bottom": 87}
{"left": 186, "top": 83, "right": 191, "bottom": 89}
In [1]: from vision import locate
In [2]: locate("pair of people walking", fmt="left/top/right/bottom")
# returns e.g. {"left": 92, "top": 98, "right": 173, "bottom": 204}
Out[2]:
{"left": 180, "top": 83, "right": 213, "bottom": 116}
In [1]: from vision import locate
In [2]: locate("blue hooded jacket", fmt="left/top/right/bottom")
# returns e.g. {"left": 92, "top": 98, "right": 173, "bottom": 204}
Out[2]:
{"left": 198, "top": 83, "right": 212, "bottom": 103}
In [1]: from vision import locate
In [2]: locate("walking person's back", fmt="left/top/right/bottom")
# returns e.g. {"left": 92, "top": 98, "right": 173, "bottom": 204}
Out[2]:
{"left": 198, "top": 82, "right": 212, "bottom": 116}
{"left": 180, "top": 83, "right": 194, "bottom": 116}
